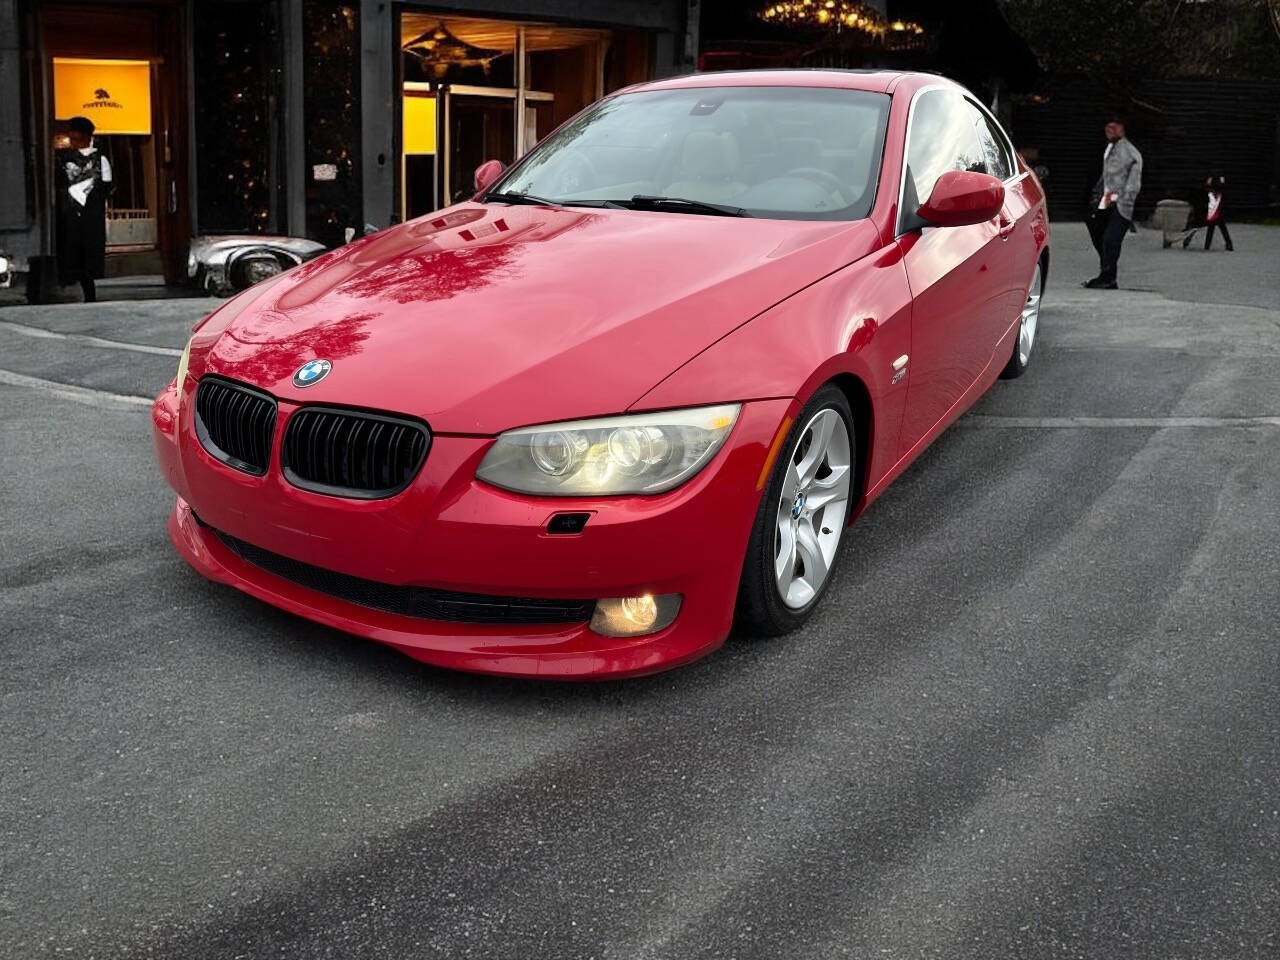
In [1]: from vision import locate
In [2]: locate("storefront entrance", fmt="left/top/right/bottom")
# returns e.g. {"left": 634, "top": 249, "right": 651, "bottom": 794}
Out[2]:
{"left": 446, "top": 90, "right": 515, "bottom": 205}
{"left": 397, "top": 13, "right": 628, "bottom": 219}
{"left": 36, "top": 2, "right": 190, "bottom": 284}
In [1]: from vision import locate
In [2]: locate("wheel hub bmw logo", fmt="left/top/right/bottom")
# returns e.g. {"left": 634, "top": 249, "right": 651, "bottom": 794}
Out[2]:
{"left": 293, "top": 359, "right": 331, "bottom": 388}
{"left": 791, "top": 493, "right": 806, "bottom": 519}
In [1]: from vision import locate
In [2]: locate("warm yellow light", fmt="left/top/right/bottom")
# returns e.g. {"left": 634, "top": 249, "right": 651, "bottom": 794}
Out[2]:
{"left": 402, "top": 91, "right": 436, "bottom": 155}
{"left": 623, "top": 595, "right": 657, "bottom": 625}
{"left": 53, "top": 58, "right": 152, "bottom": 135}
{"left": 754, "top": 0, "right": 922, "bottom": 40}
{"left": 589, "top": 594, "right": 682, "bottom": 638}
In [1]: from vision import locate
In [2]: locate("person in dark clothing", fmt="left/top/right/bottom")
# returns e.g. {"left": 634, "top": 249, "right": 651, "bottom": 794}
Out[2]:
{"left": 1083, "top": 117, "right": 1143, "bottom": 290}
{"left": 55, "top": 116, "right": 113, "bottom": 302}
{"left": 1184, "top": 173, "right": 1234, "bottom": 252}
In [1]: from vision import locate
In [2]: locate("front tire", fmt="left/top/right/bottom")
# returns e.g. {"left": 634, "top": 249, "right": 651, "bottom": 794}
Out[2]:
{"left": 735, "top": 385, "right": 855, "bottom": 637}
{"left": 1000, "top": 259, "right": 1044, "bottom": 379}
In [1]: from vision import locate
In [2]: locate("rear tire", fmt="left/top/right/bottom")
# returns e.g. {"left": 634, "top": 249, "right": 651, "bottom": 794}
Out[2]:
{"left": 735, "top": 385, "right": 855, "bottom": 637}
{"left": 1001, "top": 259, "right": 1044, "bottom": 380}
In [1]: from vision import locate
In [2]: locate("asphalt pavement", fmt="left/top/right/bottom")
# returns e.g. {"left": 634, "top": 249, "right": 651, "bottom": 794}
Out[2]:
{"left": 2, "top": 224, "right": 1278, "bottom": 959}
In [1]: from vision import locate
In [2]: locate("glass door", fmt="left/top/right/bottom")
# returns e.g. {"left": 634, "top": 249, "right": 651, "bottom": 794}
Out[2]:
{"left": 395, "top": 13, "right": 610, "bottom": 216}
{"left": 441, "top": 88, "right": 515, "bottom": 205}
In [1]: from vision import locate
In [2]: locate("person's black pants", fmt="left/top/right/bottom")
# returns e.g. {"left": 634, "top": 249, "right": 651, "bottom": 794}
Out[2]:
{"left": 1204, "top": 220, "right": 1233, "bottom": 250}
{"left": 1087, "top": 207, "right": 1130, "bottom": 282}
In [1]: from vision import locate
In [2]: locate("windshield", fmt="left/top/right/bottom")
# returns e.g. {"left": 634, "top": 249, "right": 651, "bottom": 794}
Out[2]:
{"left": 491, "top": 86, "right": 891, "bottom": 221}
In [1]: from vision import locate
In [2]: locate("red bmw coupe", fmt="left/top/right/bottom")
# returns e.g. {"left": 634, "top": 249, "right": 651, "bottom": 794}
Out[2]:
{"left": 153, "top": 70, "right": 1049, "bottom": 678}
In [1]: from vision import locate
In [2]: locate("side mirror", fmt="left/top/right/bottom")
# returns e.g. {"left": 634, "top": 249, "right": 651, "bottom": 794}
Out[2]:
{"left": 914, "top": 170, "right": 1005, "bottom": 229}
{"left": 473, "top": 159, "right": 505, "bottom": 194}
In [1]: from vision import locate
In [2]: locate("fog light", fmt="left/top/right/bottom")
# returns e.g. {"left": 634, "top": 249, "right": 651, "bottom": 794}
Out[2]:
{"left": 590, "top": 593, "right": 681, "bottom": 638}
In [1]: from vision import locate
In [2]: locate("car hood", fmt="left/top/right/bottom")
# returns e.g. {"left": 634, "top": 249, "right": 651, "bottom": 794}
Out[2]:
{"left": 196, "top": 203, "right": 879, "bottom": 434}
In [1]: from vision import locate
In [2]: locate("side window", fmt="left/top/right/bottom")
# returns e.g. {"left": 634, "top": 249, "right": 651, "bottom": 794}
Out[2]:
{"left": 969, "top": 100, "right": 1014, "bottom": 181}
{"left": 902, "top": 89, "right": 985, "bottom": 214}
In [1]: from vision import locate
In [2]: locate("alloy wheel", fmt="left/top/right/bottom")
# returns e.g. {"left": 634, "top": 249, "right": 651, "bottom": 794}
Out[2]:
{"left": 774, "top": 408, "right": 852, "bottom": 609}
{"left": 1019, "top": 262, "right": 1043, "bottom": 367}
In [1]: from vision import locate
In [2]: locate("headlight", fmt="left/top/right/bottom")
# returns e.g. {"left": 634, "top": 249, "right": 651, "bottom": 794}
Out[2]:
{"left": 186, "top": 250, "right": 198, "bottom": 278}
{"left": 0, "top": 255, "right": 9, "bottom": 274}
{"left": 233, "top": 254, "right": 283, "bottom": 289}
{"left": 476, "top": 404, "right": 740, "bottom": 496}
{"left": 175, "top": 337, "right": 192, "bottom": 395}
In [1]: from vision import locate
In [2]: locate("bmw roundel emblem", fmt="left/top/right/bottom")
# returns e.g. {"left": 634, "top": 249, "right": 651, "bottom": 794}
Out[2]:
{"left": 293, "top": 359, "right": 331, "bottom": 388}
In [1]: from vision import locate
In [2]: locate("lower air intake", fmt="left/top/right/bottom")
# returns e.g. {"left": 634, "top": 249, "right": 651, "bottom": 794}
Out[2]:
{"left": 212, "top": 528, "right": 595, "bottom": 625}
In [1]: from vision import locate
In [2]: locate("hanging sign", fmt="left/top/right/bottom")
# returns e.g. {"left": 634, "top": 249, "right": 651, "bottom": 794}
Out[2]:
{"left": 53, "top": 58, "right": 152, "bottom": 136}
{"left": 403, "top": 91, "right": 437, "bottom": 155}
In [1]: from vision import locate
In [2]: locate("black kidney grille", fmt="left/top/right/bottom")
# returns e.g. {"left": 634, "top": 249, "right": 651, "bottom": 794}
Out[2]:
{"left": 212, "top": 528, "right": 595, "bottom": 625}
{"left": 194, "top": 377, "right": 277, "bottom": 475}
{"left": 283, "top": 407, "right": 429, "bottom": 498}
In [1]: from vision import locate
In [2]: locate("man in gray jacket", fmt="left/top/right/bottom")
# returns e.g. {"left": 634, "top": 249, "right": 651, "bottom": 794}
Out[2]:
{"left": 1084, "top": 117, "right": 1143, "bottom": 289}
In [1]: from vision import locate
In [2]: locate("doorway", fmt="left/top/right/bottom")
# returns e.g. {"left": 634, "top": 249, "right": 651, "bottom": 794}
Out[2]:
{"left": 396, "top": 12, "right": 612, "bottom": 220}
{"left": 445, "top": 90, "right": 515, "bottom": 205}
{"left": 38, "top": 3, "right": 190, "bottom": 284}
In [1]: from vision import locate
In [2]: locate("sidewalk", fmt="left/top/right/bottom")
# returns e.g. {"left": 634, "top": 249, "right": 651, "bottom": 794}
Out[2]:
{"left": 0, "top": 274, "right": 201, "bottom": 308}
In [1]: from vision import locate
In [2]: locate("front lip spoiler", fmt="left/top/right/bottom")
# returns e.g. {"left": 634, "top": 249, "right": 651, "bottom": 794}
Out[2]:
{"left": 167, "top": 498, "right": 721, "bottom": 679}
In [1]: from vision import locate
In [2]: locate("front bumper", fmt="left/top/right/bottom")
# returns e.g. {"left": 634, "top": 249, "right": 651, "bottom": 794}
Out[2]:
{"left": 153, "top": 380, "right": 789, "bottom": 678}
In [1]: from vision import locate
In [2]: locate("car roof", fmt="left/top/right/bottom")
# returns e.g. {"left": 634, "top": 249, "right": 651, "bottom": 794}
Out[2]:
{"left": 622, "top": 69, "right": 950, "bottom": 97}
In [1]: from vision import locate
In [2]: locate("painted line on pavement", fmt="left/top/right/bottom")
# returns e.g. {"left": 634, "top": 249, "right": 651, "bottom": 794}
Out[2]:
{"left": 0, "top": 369, "right": 153, "bottom": 408}
{"left": 962, "top": 415, "right": 1280, "bottom": 429}
{"left": 0, "top": 319, "right": 183, "bottom": 357}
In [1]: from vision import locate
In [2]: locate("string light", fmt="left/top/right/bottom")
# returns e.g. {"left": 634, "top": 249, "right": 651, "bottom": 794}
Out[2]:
{"left": 758, "top": 1, "right": 924, "bottom": 41}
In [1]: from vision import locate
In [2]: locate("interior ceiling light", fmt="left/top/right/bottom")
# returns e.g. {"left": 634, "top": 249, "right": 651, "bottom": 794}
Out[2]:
{"left": 402, "top": 23, "right": 503, "bottom": 79}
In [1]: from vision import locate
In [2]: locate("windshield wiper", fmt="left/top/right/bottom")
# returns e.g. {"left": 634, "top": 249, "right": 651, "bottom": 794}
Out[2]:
{"left": 484, "top": 192, "right": 750, "bottom": 216}
{"left": 483, "top": 193, "right": 619, "bottom": 210}
{"left": 622, "top": 195, "right": 751, "bottom": 217}
{"left": 483, "top": 191, "right": 558, "bottom": 207}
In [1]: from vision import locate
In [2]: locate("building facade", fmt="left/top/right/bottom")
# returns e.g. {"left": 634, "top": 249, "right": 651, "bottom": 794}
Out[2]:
{"left": 1, "top": 0, "right": 697, "bottom": 291}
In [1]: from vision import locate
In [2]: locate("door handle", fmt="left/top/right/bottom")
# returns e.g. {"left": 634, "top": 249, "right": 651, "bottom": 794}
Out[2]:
{"left": 997, "top": 215, "right": 1016, "bottom": 239}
